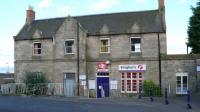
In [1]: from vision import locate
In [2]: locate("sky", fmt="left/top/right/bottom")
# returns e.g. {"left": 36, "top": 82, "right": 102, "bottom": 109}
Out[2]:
{"left": 0, "top": 0, "right": 198, "bottom": 73}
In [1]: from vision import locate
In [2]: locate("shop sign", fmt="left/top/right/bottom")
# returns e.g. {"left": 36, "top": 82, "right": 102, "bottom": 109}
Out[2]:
{"left": 197, "top": 65, "right": 200, "bottom": 72}
{"left": 119, "top": 64, "right": 146, "bottom": 72}
{"left": 97, "top": 62, "right": 108, "bottom": 72}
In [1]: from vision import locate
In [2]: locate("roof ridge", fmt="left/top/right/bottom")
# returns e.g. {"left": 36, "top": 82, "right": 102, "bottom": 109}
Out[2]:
{"left": 33, "top": 9, "right": 158, "bottom": 21}
{"left": 74, "top": 9, "right": 158, "bottom": 18}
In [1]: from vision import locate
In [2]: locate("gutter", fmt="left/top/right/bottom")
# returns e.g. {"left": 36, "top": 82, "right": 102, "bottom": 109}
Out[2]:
{"left": 157, "top": 33, "right": 162, "bottom": 91}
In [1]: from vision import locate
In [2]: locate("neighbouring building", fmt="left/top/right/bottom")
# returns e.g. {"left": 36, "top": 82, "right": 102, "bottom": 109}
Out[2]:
{"left": 14, "top": 0, "right": 200, "bottom": 97}
{"left": 0, "top": 73, "right": 14, "bottom": 84}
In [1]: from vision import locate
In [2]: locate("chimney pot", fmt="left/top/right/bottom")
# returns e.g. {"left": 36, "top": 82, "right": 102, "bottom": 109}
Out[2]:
{"left": 158, "top": 0, "right": 165, "bottom": 11}
{"left": 26, "top": 5, "right": 35, "bottom": 24}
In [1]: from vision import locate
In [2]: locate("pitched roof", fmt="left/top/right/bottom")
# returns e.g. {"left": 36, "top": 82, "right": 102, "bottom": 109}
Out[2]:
{"left": 14, "top": 10, "right": 165, "bottom": 40}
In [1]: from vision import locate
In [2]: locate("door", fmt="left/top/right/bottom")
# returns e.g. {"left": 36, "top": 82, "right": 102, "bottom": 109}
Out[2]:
{"left": 97, "top": 77, "right": 110, "bottom": 98}
{"left": 176, "top": 73, "right": 188, "bottom": 94}
{"left": 64, "top": 73, "right": 75, "bottom": 97}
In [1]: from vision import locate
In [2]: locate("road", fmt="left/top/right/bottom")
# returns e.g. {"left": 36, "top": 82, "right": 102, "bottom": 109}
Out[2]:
{"left": 0, "top": 96, "right": 199, "bottom": 112}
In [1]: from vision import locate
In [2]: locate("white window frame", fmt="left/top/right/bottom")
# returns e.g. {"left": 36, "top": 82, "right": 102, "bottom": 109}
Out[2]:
{"left": 65, "top": 39, "right": 75, "bottom": 54}
{"left": 33, "top": 42, "right": 42, "bottom": 56}
{"left": 176, "top": 72, "right": 188, "bottom": 95}
{"left": 130, "top": 37, "right": 141, "bottom": 53}
{"left": 100, "top": 38, "right": 110, "bottom": 53}
{"left": 121, "top": 72, "right": 142, "bottom": 94}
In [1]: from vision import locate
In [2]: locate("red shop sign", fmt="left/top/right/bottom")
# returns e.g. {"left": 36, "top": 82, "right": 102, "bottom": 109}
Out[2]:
{"left": 97, "top": 62, "right": 108, "bottom": 72}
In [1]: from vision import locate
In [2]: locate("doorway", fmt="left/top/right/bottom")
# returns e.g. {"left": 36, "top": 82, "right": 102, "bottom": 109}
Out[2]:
{"left": 176, "top": 72, "right": 188, "bottom": 94}
{"left": 96, "top": 72, "right": 110, "bottom": 98}
{"left": 64, "top": 73, "right": 75, "bottom": 97}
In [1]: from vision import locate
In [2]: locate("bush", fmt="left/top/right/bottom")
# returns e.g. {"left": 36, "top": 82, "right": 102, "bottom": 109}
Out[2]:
{"left": 23, "top": 71, "right": 49, "bottom": 95}
{"left": 143, "top": 80, "right": 162, "bottom": 97}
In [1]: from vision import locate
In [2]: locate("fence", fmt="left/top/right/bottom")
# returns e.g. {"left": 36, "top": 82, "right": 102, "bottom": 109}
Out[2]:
{"left": 0, "top": 83, "right": 178, "bottom": 98}
{"left": 0, "top": 83, "right": 63, "bottom": 96}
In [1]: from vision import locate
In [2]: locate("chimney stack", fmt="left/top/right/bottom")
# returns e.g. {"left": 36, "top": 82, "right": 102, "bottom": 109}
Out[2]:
{"left": 26, "top": 5, "right": 35, "bottom": 24}
{"left": 158, "top": 0, "right": 165, "bottom": 12}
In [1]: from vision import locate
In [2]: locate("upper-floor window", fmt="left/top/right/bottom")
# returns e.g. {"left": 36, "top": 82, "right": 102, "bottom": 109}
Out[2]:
{"left": 130, "top": 37, "right": 141, "bottom": 53}
{"left": 33, "top": 42, "right": 41, "bottom": 56}
{"left": 100, "top": 38, "right": 110, "bottom": 53}
{"left": 65, "top": 39, "right": 74, "bottom": 54}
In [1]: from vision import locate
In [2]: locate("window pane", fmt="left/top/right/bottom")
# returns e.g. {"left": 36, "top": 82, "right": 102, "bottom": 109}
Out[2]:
{"left": 131, "top": 45, "right": 135, "bottom": 51}
{"left": 33, "top": 43, "right": 41, "bottom": 55}
{"left": 65, "top": 41, "right": 74, "bottom": 46}
{"left": 131, "top": 38, "right": 141, "bottom": 52}
{"left": 37, "top": 43, "right": 41, "bottom": 48}
{"left": 65, "top": 40, "right": 74, "bottom": 53}
{"left": 131, "top": 38, "right": 141, "bottom": 44}
{"left": 38, "top": 49, "right": 41, "bottom": 54}
{"left": 66, "top": 47, "right": 72, "bottom": 53}
{"left": 177, "top": 76, "right": 181, "bottom": 81}
{"left": 183, "top": 76, "right": 187, "bottom": 84}
{"left": 100, "top": 39, "right": 109, "bottom": 52}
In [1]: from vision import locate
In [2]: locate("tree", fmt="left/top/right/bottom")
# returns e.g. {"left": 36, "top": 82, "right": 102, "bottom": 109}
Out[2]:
{"left": 187, "top": 1, "right": 200, "bottom": 53}
{"left": 23, "top": 71, "right": 49, "bottom": 95}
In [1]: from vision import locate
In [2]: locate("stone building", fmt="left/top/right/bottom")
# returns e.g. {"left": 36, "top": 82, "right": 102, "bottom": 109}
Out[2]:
{"left": 14, "top": 0, "right": 200, "bottom": 97}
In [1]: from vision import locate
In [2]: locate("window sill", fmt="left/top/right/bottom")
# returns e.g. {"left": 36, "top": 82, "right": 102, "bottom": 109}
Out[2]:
{"left": 99, "top": 53, "right": 111, "bottom": 58}
{"left": 64, "top": 53, "right": 75, "bottom": 58}
{"left": 100, "top": 52, "right": 110, "bottom": 54}
{"left": 65, "top": 53, "right": 75, "bottom": 55}
{"left": 32, "top": 55, "right": 42, "bottom": 57}
{"left": 32, "top": 55, "right": 42, "bottom": 60}
{"left": 129, "top": 52, "right": 142, "bottom": 56}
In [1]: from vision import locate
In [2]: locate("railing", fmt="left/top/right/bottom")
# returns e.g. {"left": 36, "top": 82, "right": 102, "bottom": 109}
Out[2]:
{"left": 0, "top": 83, "right": 63, "bottom": 96}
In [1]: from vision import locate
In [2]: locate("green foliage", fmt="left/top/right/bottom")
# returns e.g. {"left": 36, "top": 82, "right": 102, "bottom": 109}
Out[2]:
{"left": 187, "top": 0, "right": 200, "bottom": 53}
{"left": 143, "top": 80, "right": 162, "bottom": 97}
{"left": 23, "top": 71, "right": 49, "bottom": 95}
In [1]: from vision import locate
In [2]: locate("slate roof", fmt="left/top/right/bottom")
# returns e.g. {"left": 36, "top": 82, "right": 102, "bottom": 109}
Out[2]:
{"left": 14, "top": 10, "right": 165, "bottom": 40}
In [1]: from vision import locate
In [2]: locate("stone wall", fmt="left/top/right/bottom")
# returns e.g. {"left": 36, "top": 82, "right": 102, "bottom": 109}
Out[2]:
{"left": 15, "top": 17, "right": 87, "bottom": 84}
{"left": 161, "top": 54, "right": 200, "bottom": 94}
{"left": 86, "top": 33, "right": 167, "bottom": 60}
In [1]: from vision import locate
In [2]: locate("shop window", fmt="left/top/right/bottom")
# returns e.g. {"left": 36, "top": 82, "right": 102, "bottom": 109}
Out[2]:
{"left": 33, "top": 42, "right": 41, "bottom": 56}
{"left": 121, "top": 73, "right": 125, "bottom": 78}
{"left": 130, "top": 37, "right": 141, "bottom": 53}
{"left": 100, "top": 38, "right": 110, "bottom": 53}
{"left": 121, "top": 72, "right": 143, "bottom": 93}
{"left": 176, "top": 73, "right": 188, "bottom": 94}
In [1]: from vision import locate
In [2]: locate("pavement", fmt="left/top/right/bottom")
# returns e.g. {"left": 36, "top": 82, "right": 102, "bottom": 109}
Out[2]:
{"left": 0, "top": 94, "right": 199, "bottom": 112}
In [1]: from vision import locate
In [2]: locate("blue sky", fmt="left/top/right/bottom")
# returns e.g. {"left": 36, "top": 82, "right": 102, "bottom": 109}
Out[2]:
{"left": 0, "top": 0, "right": 198, "bottom": 73}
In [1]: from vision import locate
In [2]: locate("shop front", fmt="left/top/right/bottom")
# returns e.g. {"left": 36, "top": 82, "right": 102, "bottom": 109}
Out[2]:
{"left": 119, "top": 64, "right": 146, "bottom": 93}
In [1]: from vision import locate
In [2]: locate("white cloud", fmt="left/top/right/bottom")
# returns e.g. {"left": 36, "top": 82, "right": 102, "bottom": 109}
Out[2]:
{"left": 179, "top": 0, "right": 187, "bottom": 4}
{"left": 88, "top": 0, "right": 120, "bottom": 12}
{"left": 38, "top": 0, "right": 52, "bottom": 9}
{"left": 57, "top": 5, "right": 73, "bottom": 15}
{"left": 167, "top": 34, "right": 188, "bottom": 54}
{"left": 136, "top": 0, "right": 148, "bottom": 4}
{"left": 0, "top": 38, "right": 14, "bottom": 68}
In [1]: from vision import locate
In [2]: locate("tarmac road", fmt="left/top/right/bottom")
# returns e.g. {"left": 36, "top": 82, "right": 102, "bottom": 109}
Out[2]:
{"left": 0, "top": 95, "right": 199, "bottom": 112}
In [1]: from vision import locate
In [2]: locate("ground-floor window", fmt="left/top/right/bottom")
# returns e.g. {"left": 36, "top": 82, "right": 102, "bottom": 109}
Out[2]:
{"left": 121, "top": 72, "right": 142, "bottom": 93}
{"left": 176, "top": 72, "right": 188, "bottom": 94}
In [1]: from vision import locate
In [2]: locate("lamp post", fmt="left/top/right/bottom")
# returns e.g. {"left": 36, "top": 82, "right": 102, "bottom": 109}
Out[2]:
{"left": 6, "top": 62, "right": 10, "bottom": 73}
{"left": 186, "top": 42, "right": 189, "bottom": 55}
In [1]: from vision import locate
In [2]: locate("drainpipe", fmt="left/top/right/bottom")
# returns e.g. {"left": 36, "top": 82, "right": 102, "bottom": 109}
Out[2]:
{"left": 77, "top": 22, "right": 80, "bottom": 96}
{"left": 157, "top": 33, "right": 162, "bottom": 91}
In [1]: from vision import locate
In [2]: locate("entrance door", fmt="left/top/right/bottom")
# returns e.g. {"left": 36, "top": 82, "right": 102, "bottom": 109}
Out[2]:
{"left": 97, "top": 77, "right": 109, "bottom": 98}
{"left": 176, "top": 73, "right": 188, "bottom": 94}
{"left": 64, "top": 73, "right": 75, "bottom": 97}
